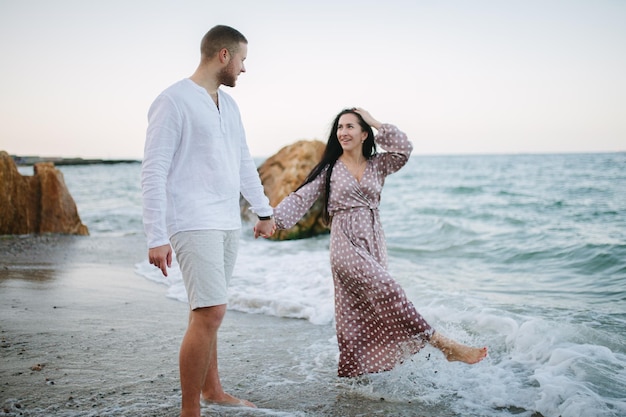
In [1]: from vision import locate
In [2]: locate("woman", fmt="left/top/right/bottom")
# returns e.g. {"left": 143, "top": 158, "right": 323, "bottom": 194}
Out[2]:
{"left": 272, "top": 108, "right": 487, "bottom": 377}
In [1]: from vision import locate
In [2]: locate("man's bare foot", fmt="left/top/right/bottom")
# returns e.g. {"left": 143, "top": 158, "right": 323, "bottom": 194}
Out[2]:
{"left": 200, "top": 392, "right": 256, "bottom": 408}
{"left": 430, "top": 332, "right": 488, "bottom": 364}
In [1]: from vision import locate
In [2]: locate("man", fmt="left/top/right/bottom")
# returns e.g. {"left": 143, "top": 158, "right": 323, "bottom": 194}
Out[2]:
{"left": 141, "top": 25, "right": 275, "bottom": 417}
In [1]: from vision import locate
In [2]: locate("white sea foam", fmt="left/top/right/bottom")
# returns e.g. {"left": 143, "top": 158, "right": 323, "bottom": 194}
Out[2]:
{"left": 332, "top": 309, "right": 625, "bottom": 417}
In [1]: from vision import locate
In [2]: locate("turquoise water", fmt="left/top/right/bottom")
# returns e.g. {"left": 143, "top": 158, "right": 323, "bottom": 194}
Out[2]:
{"left": 43, "top": 152, "right": 625, "bottom": 416}
{"left": 382, "top": 153, "right": 625, "bottom": 311}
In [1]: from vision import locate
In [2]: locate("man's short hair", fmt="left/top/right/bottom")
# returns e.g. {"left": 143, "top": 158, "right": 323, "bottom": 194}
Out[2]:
{"left": 200, "top": 25, "right": 247, "bottom": 59}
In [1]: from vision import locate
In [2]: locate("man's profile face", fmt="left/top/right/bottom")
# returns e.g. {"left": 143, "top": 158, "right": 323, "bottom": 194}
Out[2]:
{"left": 219, "top": 42, "right": 247, "bottom": 87}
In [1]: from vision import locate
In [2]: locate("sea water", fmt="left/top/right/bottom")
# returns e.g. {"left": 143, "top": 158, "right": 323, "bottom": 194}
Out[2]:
{"left": 34, "top": 152, "right": 626, "bottom": 416}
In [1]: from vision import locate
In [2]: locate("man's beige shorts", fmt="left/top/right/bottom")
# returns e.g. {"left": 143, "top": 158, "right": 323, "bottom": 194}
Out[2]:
{"left": 170, "top": 229, "right": 239, "bottom": 310}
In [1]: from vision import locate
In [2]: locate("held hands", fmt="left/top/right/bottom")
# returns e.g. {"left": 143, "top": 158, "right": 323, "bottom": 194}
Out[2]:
{"left": 353, "top": 107, "right": 382, "bottom": 130}
{"left": 149, "top": 244, "right": 172, "bottom": 277}
{"left": 254, "top": 217, "right": 276, "bottom": 239}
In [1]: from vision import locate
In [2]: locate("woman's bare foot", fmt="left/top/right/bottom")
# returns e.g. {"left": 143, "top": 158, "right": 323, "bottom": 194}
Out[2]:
{"left": 430, "top": 332, "right": 488, "bottom": 364}
{"left": 201, "top": 392, "right": 256, "bottom": 408}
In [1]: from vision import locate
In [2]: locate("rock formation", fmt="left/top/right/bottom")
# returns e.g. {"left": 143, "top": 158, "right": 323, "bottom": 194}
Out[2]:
{"left": 0, "top": 151, "right": 89, "bottom": 235}
{"left": 241, "top": 140, "right": 329, "bottom": 240}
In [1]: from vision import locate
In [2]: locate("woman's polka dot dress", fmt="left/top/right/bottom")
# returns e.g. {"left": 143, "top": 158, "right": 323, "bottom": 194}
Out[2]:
{"left": 274, "top": 124, "right": 433, "bottom": 377}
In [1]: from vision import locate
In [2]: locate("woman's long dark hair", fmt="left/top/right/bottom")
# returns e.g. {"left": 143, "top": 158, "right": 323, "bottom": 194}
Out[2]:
{"left": 296, "top": 108, "right": 377, "bottom": 224}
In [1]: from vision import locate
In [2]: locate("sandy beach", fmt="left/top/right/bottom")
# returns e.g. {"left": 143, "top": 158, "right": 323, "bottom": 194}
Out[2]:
{"left": 0, "top": 234, "right": 451, "bottom": 417}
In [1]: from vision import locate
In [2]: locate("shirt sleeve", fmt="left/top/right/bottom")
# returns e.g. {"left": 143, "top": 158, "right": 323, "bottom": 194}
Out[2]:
{"left": 238, "top": 122, "right": 273, "bottom": 218}
{"left": 273, "top": 171, "right": 325, "bottom": 230}
{"left": 141, "top": 94, "right": 180, "bottom": 248}
{"left": 375, "top": 124, "right": 413, "bottom": 176}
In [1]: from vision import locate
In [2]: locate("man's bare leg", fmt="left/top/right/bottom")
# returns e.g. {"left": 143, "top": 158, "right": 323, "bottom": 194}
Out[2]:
{"left": 178, "top": 305, "right": 232, "bottom": 417}
{"left": 430, "top": 332, "right": 488, "bottom": 364}
{"left": 200, "top": 338, "right": 256, "bottom": 408}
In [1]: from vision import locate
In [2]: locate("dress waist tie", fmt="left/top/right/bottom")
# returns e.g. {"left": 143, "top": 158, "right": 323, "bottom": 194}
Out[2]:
{"left": 332, "top": 205, "right": 382, "bottom": 245}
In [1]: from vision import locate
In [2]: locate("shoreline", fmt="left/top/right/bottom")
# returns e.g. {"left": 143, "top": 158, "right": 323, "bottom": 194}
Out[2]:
{"left": 0, "top": 234, "right": 451, "bottom": 417}
{"left": 9, "top": 155, "right": 140, "bottom": 166}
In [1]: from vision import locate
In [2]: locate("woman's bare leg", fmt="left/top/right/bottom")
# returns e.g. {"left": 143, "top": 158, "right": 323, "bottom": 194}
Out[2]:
{"left": 430, "top": 332, "right": 488, "bottom": 364}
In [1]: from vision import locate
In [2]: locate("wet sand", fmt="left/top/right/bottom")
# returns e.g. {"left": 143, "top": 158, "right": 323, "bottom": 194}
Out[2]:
{"left": 0, "top": 234, "right": 449, "bottom": 417}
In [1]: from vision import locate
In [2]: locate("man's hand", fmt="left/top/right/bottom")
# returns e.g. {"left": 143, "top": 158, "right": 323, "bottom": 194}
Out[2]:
{"left": 254, "top": 218, "right": 276, "bottom": 239}
{"left": 148, "top": 244, "right": 173, "bottom": 276}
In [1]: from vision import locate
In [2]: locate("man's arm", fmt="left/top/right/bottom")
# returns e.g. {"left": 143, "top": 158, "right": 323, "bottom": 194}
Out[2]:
{"left": 141, "top": 93, "right": 180, "bottom": 275}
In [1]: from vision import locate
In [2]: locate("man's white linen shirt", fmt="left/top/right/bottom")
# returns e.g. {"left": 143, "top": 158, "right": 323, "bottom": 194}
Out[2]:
{"left": 141, "top": 78, "right": 272, "bottom": 249}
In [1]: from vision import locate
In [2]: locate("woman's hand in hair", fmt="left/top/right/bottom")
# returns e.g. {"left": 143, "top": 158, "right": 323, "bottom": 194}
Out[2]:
{"left": 353, "top": 108, "right": 382, "bottom": 130}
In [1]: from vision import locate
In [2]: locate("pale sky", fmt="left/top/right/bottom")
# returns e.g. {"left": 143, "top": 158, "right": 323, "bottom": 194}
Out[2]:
{"left": 0, "top": 0, "right": 624, "bottom": 159}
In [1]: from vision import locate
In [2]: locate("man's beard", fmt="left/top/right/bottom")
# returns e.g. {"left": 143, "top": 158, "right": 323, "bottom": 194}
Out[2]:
{"left": 218, "top": 62, "right": 237, "bottom": 87}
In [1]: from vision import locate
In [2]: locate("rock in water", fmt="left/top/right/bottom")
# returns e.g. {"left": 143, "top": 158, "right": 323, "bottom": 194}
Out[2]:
{"left": 0, "top": 151, "right": 89, "bottom": 235}
{"left": 241, "top": 140, "right": 329, "bottom": 240}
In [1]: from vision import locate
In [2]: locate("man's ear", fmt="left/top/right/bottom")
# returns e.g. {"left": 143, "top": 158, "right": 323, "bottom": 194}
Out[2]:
{"left": 219, "top": 48, "right": 230, "bottom": 63}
